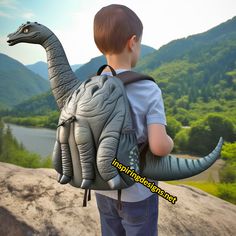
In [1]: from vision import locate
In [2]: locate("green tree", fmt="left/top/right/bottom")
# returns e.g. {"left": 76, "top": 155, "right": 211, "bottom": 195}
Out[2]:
{"left": 219, "top": 142, "right": 236, "bottom": 183}
{"left": 176, "top": 96, "right": 190, "bottom": 110}
{"left": 219, "top": 163, "right": 236, "bottom": 183}
{"left": 166, "top": 116, "right": 182, "bottom": 139}
{"left": 188, "top": 114, "right": 236, "bottom": 155}
{"left": 174, "top": 128, "right": 190, "bottom": 152}
{"left": 221, "top": 142, "right": 236, "bottom": 162}
{"left": 0, "top": 123, "right": 51, "bottom": 168}
{"left": 174, "top": 108, "right": 194, "bottom": 126}
{"left": 0, "top": 118, "right": 3, "bottom": 155}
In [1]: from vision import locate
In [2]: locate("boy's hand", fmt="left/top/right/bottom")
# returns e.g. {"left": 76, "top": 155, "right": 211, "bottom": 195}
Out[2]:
{"left": 147, "top": 124, "right": 174, "bottom": 157}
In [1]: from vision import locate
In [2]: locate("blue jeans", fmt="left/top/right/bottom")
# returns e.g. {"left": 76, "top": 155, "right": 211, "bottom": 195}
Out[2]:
{"left": 95, "top": 193, "right": 159, "bottom": 236}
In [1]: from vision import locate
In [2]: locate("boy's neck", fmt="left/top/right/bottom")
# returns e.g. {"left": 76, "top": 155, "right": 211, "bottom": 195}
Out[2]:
{"left": 105, "top": 52, "right": 132, "bottom": 71}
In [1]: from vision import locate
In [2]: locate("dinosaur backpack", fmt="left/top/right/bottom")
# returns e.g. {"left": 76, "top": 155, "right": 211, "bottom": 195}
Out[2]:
{"left": 7, "top": 22, "right": 224, "bottom": 208}
{"left": 52, "top": 64, "right": 155, "bottom": 206}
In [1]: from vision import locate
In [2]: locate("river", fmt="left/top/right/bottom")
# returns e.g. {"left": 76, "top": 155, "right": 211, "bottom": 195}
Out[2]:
{"left": 6, "top": 123, "right": 56, "bottom": 157}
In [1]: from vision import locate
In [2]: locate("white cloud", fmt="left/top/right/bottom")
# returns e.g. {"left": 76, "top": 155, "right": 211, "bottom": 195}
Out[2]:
{"left": 0, "top": 0, "right": 35, "bottom": 20}
{"left": 0, "top": 0, "right": 18, "bottom": 10}
{"left": 22, "top": 12, "right": 35, "bottom": 19}
{"left": 0, "top": 10, "right": 12, "bottom": 18}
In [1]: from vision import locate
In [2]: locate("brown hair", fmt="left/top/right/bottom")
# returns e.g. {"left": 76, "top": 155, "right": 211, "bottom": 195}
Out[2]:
{"left": 94, "top": 4, "right": 143, "bottom": 54}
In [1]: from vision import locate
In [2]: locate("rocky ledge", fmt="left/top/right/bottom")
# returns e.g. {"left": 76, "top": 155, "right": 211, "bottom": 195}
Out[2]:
{"left": 0, "top": 162, "right": 235, "bottom": 236}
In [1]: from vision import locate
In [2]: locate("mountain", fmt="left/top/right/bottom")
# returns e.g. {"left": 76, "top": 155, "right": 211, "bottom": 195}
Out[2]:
{"left": 27, "top": 62, "right": 83, "bottom": 80}
{"left": 8, "top": 44, "right": 156, "bottom": 115}
{"left": 0, "top": 54, "right": 49, "bottom": 108}
{"left": 7, "top": 17, "right": 236, "bottom": 124}
{"left": 75, "top": 44, "right": 156, "bottom": 81}
{"left": 27, "top": 61, "right": 48, "bottom": 80}
{"left": 71, "top": 64, "right": 82, "bottom": 72}
{"left": 8, "top": 91, "right": 58, "bottom": 116}
{"left": 137, "top": 16, "right": 236, "bottom": 72}
{"left": 135, "top": 16, "right": 236, "bottom": 124}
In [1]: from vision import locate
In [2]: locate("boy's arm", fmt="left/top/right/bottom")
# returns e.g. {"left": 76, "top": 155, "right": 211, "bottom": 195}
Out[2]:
{"left": 144, "top": 81, "right": 174, "bottom": 156}
{"left": 147, "top": 124, "right": 174, "bottom": 156}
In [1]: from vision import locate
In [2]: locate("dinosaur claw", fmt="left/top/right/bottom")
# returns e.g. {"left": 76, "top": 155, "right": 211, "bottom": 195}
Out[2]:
{"left": 57, "top": 173, "right": 63, "bottom": 182}
{"left": 59, "top": 175, "right": 71, "bottom": 184}
{"left": 107, "top": 175, "right": 122, "bottom": 189}
{"left": 80, "top": 179, "right": 93, "bottom": 189}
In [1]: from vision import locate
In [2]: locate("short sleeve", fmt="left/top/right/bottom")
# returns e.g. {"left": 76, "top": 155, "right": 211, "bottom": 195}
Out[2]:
{"left": 146, "top": 83, "right": 167, "bottom": 126}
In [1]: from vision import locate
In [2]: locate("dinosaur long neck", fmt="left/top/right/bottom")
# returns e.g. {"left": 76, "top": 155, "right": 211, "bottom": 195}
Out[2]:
{"left": 42, "top": 34, "right": 81, "bottom": 110}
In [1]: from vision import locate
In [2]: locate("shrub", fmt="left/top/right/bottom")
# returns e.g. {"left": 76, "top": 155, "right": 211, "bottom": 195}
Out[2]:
{"left": 188, "top": 114, "right": 236, "bottom": 155}
{"left": 174, "top": 128, "right": 190, "bottom": 152}
{"left": 166, "top": 116, "right": 182, "bottom": 139}
{"left": 217, "top": 183, "right": 236, "bottom": 204}
{"left": 221, "top": 142, "right": 236, "bottom": 162}
{"left": 219, "top": 163, "right": 236, "bottom": 183}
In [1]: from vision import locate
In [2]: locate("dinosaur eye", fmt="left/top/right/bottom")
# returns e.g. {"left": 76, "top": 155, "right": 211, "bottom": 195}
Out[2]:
{"left": 23, "top": 28, "right": 29, "bottom": 33}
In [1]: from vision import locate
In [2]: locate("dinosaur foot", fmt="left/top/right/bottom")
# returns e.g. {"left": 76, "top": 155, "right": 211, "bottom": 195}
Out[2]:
{"left": 80, "top": 179, "right": 93, "bottom": 189}
{"left": 59, "top": 174, "right": 71, "bottom": 184}
{"left": 107, "top": 175, "right": 127, "bottom": 189}
{"left": 57, "top": 173, "right": 62, "bottom": 182}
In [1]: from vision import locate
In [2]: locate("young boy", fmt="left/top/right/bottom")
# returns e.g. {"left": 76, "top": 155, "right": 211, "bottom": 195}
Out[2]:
{"left": 93, "top": 4, "right": 174, "bottom": 236}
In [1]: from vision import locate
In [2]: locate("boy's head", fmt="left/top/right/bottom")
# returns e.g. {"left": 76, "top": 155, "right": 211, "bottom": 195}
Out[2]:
{"left": 94, "top": 4, "right": 143, "bottom": 58}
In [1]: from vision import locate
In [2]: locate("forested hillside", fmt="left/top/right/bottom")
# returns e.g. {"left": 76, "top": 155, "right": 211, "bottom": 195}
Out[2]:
{"left": 1, "top": 17, "right": 235, "bottom": 204}
{"left": 3, "top": 16, "right": 236, "bottom": 155}
{"left": 3, "top": 44, "right": 156, "bottom": 117}
{"left": 135, "top": 16, "right": 236, "bottom": 126}
{"left": 27, "top": 61, "right": 49, "bottom": 80}
{"left": 0, "top": 54, "right": 49, "bottom": 109}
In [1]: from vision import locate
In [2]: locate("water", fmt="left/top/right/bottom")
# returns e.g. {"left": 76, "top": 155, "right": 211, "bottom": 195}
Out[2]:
{"left": 6, "top": 123, "right": 56, "bottom": 157}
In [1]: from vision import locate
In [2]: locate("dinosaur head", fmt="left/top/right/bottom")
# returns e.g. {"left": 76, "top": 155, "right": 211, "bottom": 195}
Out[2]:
{"left": 7, "top": 21, "right": 52, "bottom": 46}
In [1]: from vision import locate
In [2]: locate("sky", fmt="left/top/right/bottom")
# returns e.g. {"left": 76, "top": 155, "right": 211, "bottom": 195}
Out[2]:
{"left": 0, "top": 0, "right": 236, "bottom": 65}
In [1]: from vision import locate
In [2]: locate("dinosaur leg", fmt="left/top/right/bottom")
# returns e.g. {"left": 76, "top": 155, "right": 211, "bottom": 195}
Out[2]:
{"left": 58, "top": 123, "right": 73, "bottom": 184}
{"left": 96, "top": 114, "right": 128, "bottom": 190}
{"left": 74, "top": 120, "right": 95, "bottom": 189}
{"left": 52, "top": 138, "right": 63, "bottom": 182}
{"left": 96, "top": 136, "right": 122, "bottom": 189}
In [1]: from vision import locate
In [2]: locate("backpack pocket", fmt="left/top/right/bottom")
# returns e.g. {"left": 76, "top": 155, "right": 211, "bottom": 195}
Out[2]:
{"left": 115, "top": 129, "right": 140, "bottom": 186}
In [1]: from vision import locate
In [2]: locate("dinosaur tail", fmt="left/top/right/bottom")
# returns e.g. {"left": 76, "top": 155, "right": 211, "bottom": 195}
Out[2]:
{"left": 141, "top": 137, "right": 223, "bottom": 181}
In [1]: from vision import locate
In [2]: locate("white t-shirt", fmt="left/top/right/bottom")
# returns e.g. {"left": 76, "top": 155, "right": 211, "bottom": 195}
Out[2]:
{"left": 95, "top": 69, "right": 167, "bottom": 202}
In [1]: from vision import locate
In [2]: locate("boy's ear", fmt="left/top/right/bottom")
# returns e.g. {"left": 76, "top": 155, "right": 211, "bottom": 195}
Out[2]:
{"left": 127, "top": 35, "right": 137, "bottom": 52}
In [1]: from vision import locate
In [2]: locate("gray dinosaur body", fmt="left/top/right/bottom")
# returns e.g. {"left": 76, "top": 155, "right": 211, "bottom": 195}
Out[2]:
{"left": 7, "top": 22, "right": 223, "bottom": 190}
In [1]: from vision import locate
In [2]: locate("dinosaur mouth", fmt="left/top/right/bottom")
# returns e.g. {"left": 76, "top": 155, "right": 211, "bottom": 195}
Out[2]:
{"left": 7, "top": 33, "right": 39, "bottom": 46}
{"left": 7, "top": 39, "right": 17, "bottom": 46}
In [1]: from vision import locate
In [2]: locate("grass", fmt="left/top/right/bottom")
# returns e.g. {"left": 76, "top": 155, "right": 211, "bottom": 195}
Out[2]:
{"left": 166, "top": 180, "right": 236, "bottom": 205}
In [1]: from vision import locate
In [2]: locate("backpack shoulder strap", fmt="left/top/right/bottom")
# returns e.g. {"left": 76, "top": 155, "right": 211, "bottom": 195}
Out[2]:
{"left": 96, "top": 64, "right": 155, "bottom": 85}
{"left": 116, "top": 71, "right": 155, "bottom": 85}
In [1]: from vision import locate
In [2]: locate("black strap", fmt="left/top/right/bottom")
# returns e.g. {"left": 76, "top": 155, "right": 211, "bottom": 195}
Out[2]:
{"left": 96, "top": 64, "right": 155, "bottom": 85}
{"left": 88, "top": 189, "right": 91, "bottom": 201}
{"left": 117, "top": 189, "right": 122, "bottom": 210}
{"left": 57, "top": 115, "right": 76, "bottom": 127}
{"left": 97, "top": 64, "right": 117, "bottom": 76}
{"left": 116, "top": 71, "right": 155, "bottom": 85}
{"left": 83, "top": 189, "right": 91, "bottom": 207}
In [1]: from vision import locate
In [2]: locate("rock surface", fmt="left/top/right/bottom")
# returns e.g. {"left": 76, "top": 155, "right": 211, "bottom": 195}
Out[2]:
{"left": 0, "top": 162, "right": 235, "bottom": 236}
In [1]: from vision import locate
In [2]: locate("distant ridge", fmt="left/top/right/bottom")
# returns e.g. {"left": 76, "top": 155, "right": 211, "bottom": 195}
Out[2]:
{"left": 27, "top": 62, "right": 83, "bottom": 80}
{"left": 6, "top": 16, "right": 236, "bottom": 119}
{"left": 75, "top": 44, "right": 156, "bottom": 81}
{"left": 0, "top": 54, "right": 49, "bottom": 108}
{"left": 136, "top": 16, "right": 236, "bottom": 72}
{"left": 27, "top": 61, "right": 48, "bottom": 80}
